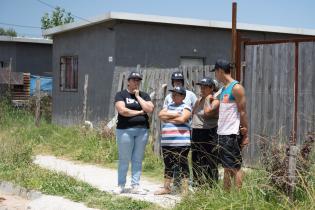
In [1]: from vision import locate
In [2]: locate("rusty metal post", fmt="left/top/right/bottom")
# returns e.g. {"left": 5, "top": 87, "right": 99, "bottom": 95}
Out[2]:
{"left": 231, "top": 2, "right": 237, "bottom": 78}
{"left": 236, "top": 33, "right": 242, "bottom": 81}
{"left": 288, "top": 42, "right": 299, "bottom": 200}
{"left": 293, "top": 42, "right": 299, "bottom": 146}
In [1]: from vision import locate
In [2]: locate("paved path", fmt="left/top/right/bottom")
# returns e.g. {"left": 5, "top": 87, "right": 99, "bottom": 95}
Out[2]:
{"left": 34, "top": 155, "right": 180, "bottom": 209}
{"left": 0, "top": 181, "right": 97, "bottom": 210}
{"left": 27, "top": 195, "right": 97, "bottom": 210}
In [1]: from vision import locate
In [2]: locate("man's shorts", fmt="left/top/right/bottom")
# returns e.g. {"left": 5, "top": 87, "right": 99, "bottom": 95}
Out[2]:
{"left": 218, "top": 135, "right": 242, "bottom": 169}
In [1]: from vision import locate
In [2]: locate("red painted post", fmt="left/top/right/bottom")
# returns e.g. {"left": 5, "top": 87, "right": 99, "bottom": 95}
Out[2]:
{"left": 231, "top": 2, "right": 237, "bottom": 78}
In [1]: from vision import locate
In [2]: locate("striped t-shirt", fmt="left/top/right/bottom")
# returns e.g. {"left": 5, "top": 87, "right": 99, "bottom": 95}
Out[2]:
{"left": 161, "top": 102, "right": 191, "bottom": 147}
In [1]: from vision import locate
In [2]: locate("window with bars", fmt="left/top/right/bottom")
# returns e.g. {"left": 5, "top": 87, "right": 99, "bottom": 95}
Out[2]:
{"left": 60, "top": 56, "right": 78, "bottom": 91}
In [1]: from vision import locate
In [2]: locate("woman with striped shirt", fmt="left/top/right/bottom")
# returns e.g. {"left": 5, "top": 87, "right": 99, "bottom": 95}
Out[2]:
{"left": 154, "top": 86, "right": 192, "bottom": 195}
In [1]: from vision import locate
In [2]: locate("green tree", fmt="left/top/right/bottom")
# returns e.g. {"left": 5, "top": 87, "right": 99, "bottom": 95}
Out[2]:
{"left": 0, "top": 27, "right": 17, "bottom": 37}
{"left": 41, "top": 7, "right": 74, "bottom": 30}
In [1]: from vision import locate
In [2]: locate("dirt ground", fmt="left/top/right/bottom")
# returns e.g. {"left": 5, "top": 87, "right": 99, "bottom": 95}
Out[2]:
{"left": 0, "top": 192, "right": 30, "bottom": 210}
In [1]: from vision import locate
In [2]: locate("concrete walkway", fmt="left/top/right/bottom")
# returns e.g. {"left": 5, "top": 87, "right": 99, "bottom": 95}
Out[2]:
{"left": 28, "top": 195, "right": 97, "bottom": 210}
{"left": 0, "top": 181, "right": 97, "bottom": 210}
{"left": 34, "top": 155, "right": 180, "bottom": 209}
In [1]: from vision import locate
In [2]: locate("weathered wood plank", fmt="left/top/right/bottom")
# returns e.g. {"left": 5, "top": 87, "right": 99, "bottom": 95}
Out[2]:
{"left": 243, "top": 43, "right": 295, "bottom": 165}
{"left": 298, "top": 42, "right": 315, "bottom": 143}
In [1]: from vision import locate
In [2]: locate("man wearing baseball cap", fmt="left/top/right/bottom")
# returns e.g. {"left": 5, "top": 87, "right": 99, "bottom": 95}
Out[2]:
{"left": 211, "top": 59, "right": 249, "bottom": 191}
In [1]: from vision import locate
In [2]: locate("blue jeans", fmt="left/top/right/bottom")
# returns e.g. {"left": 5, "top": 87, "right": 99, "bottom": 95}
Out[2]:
{"left": 116, "top": 128, "right": 149, "bottom": 187}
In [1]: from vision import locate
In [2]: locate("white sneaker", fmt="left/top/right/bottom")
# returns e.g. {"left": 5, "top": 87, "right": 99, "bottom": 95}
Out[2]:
{"left": 130, "top": 185, "right": 148, "bottom": 195}
{"left": 114, "top": 186, "right": 129, "bottom": 194}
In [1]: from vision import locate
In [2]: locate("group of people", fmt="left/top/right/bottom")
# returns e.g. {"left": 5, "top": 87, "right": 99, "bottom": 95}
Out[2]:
{"left": 114, "top": 59, "right": 249, "bottom": 195}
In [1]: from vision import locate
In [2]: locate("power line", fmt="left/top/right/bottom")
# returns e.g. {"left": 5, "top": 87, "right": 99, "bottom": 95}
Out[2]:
{"left": 0, "top": 22, "right": 42, "bottom": 29}
{"left": 36, "top": 0, "right": 91, "bottom": 22}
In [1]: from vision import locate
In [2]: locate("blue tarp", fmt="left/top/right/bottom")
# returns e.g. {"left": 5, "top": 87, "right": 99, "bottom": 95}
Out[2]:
{"left": 30, "top": 75, "right": 52, "bottom": 96}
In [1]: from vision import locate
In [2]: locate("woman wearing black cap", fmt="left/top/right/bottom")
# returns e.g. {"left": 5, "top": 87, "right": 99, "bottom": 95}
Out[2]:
{"left": 155, "top": 86, "right": 192, "bottom": 196}
{"left": 191, "top": 77, "right": 220, "bottom": 187}
{"left": 114, "top": 71, "right": 154, "bottom": 194}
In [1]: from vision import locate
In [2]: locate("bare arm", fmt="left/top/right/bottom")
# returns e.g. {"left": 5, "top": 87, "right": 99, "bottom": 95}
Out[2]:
{"left": 167, "top": 108, "right": 191, "bottom": 124}
{"left": 233, "top": 84, "right": 249, "bottom": 146}
{"left": 192, "top": 97, "right": 202, "bottom": 115}
{"left": 134, "top": 90, "right": 154, "bottom": 113}
{"left": 159, "top": 108, "right": 180, "bottom": 121}
{"left": 115, "top": 101, "right": 144, "bottom": 117}
{"left": 204, "top": 96, "right": 220, "bottom": 117}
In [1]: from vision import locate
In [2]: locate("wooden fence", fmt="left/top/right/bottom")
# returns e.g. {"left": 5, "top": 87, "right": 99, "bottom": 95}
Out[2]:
{"left": 244, "top": 41, "right": 315, "bottom": 164}
{"left": 109, "top": 42, "right": 315, "bottom": 162}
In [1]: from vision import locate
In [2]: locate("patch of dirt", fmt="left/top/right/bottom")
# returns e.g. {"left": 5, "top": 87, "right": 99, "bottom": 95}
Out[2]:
{"left": 0, "top": 192, "right": 30, "bottom": 210}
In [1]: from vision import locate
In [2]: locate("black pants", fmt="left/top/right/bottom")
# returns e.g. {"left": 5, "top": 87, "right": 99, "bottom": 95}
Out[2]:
{"left": 191, "top": 127, "right": 219, "bottom": 186}
{"left": 162, "top": 146, "right": 190, "bottom": 179}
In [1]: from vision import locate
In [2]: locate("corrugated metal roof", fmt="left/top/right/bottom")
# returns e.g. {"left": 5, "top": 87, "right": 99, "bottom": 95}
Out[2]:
{"left": 43, "top": 12, "right": 315, "bottom": 36}
{"left": 0, "top": 36, "right": 52, "bottom": 44}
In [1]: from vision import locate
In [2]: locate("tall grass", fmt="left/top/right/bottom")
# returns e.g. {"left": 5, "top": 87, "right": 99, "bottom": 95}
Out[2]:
{"left": 1, "top": 99, "right": 315, "bottom": 209}
{"left": 0, "top": 100, "right": 156, "bottom": 210}
{"left": 0, "top": 99, "right": 164, "bottom": 180}
{"left": 176, "top": 168, "right": 315, "bottom": 210}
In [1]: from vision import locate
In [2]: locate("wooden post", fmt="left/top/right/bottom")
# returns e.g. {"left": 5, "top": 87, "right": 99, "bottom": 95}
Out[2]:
{"left": 8, "top": 58, "right": 12, "bottom": 97}
{"left": 153, "top": 84, "right": 167, "bottom": 156}
{"left": 83, "top": 74, "right": 88, "bottom": 123}
{"left": 35, "top": 78, "right": 41, "bottom": 127}
{"left": 288, "top": 145, "right": 298, "bottom": 200}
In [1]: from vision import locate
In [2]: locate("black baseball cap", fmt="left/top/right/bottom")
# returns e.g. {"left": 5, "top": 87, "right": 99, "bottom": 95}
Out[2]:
{"left": 169, "top": 86, "right": 186, "bottom": 96}
{"left": 128, "top": 72, "right": 142, "bottom": 80}
{"left": 196, "top": 77, "right": 215, "bottom": 87}
{"left": 211, "top": 59, "right": 232, "bottom": 72}
{"left": 171, "top": 72, "right": 184, "bottom": 80}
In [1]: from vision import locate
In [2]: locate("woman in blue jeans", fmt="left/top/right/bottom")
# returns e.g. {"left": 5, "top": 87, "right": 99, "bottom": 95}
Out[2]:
{"left": 114, "top": 72, "right": 154, "bottom": 194}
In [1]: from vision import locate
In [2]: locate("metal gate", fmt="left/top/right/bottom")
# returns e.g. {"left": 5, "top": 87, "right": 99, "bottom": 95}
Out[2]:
{"left": 243, "top": 38, "right": 315, "bottom": 164}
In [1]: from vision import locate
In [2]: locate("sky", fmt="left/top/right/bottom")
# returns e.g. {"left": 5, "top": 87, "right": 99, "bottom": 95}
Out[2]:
{"left": 1, "top": 0, "right": 315, "bottom": 38}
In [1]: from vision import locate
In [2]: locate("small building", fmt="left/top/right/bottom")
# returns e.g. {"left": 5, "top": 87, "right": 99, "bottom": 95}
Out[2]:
{"left": 43, "top": 12, "right": 315, "bottom": 125}
{"left": 0, "top": 36, "right": 52, "bottom": 100}
{"left": 0, "top": 36, "right": 52, "bottom": 76}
